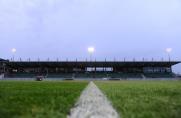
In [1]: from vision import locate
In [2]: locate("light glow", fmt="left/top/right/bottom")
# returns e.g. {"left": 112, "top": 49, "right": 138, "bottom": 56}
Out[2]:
{"left": 88, "top": 47, "right": 95, "bottom": 53}
{"left": 11, "top": 48, "right": 17, "bottom": 53}
{"left": 166, "top": 48, "right": 172, "bottom": 53}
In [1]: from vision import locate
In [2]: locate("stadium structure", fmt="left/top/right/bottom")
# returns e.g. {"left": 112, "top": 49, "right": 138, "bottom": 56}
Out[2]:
{"left": 0, "top": 58, "right": 180, "bottom": 79}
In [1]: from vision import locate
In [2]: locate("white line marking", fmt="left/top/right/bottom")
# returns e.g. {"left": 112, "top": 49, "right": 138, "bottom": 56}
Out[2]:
{"left": 68, "top": 81, "right": 120, "bottom": 118}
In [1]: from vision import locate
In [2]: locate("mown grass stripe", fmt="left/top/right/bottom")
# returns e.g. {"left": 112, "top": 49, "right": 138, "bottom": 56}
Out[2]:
{"left": 96, "top": 80, "right": 181, "bottom": 118}
{"left": 0, "top": 81, "right": 88, "bottom": 118}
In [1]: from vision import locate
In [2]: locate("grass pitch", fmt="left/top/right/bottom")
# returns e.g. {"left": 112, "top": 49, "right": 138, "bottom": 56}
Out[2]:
{"left": 1, "top": 80, "right": 181, "bottom": 118}
{"left": 96, "top": 81, "right": 181, "bottom": 118}
{"left": 0, "top": 81, "right": 88, "bottom": 118}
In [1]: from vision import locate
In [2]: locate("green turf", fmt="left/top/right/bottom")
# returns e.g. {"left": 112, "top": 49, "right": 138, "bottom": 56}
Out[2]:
{"left": 96, "top": 81, "right": 181, "bottom": 118}
{"left": 0, "top": 81, "right": 88, "bottom": 118}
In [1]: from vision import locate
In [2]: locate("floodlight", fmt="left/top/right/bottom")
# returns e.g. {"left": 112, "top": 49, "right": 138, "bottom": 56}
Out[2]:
{"left": 88, "top": 47, "right": 95, "bottom": 54}
{"left": 88, "top": 47, "right": 95, "bottom": 61}
{"left": 166, "top": 48, "right": 172, "bottom": 53}
{"left": 11, "top": 48, "right": 17, "bottom": 61}
{"left": 11, "top": 48, "right": 17, "bottom": 53}
{"left": 166, "top": 48, "right": 172, "bottom": 61}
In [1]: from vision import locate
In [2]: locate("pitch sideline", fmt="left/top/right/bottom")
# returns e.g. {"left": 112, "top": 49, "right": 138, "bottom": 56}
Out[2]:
{"left": 68, "top": 81, "right": 120, "bottom": 118}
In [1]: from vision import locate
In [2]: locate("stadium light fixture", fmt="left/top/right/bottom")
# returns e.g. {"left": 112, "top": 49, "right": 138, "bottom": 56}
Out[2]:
{"left": 166, "top": 48, "right": 172, "bottom": 53}
{"left": 166, "top": 48, "right": 172, "bottom": 61}
{"left": 11, "top": 48, "right": 17, "bottom": 61}
{"left": 11, "top": 48, "right": 17, "bottom": 53}
{"left": 88, "top": 47, "right": 95, "bottom": 61}
{"left": 88, "top": 47, "right": 95, "bottom": 54}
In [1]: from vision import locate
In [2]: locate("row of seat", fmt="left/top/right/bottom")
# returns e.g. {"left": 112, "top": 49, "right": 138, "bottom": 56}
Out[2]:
{"left": 6, "top": 72, "right": 174, "bottom": 79}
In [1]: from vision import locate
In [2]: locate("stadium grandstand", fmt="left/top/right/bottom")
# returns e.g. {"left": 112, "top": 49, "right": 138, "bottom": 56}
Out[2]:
{"left": 0, "top": 58, "right": 180, "bottom": 79}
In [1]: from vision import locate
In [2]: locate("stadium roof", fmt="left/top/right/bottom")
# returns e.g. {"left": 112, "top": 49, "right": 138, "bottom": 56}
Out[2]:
{"left": 0, "top": 58, "right": 7, "bottom": 62}
{"left": 6, "top": 61, "right": 180, "bottom": 68}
